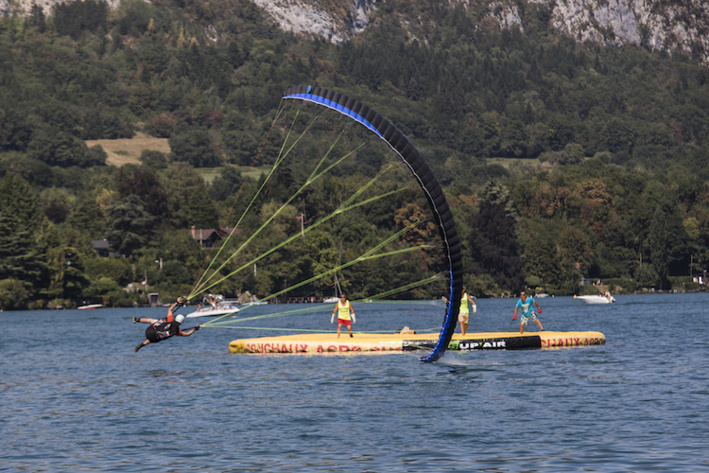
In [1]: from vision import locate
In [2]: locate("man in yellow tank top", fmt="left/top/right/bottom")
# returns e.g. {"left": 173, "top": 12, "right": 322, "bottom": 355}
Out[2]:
{"left": 331, "top": 293, "right": 356, "bottom": 338}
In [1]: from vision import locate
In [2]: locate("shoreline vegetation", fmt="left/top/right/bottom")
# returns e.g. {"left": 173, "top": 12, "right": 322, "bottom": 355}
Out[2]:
{"left": 2, "top": 1, "right": 709, "bottom": 311}
{"left": 33, "top": 284, "right": 709, "bottom": 311}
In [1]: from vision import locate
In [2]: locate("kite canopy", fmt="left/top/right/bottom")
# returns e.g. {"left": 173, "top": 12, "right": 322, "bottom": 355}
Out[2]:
{"left": 283, "top": 85, "right": 463, "bottom": 361}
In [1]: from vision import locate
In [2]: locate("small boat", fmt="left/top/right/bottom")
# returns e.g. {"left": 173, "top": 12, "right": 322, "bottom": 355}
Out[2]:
{"left": 323, "top": 273, "right": 343, "bottom": 303}
{"left": 77, "top": 303, "right": 103, "bottom": 310}
{"left": 575, "top": 292, "right": 615, "bottom": 304}
{"left": 186, "top": 294, "right": 240, "bottom": 318}
{"left": 241, "top": 301, "right": 267, "bottom": 307}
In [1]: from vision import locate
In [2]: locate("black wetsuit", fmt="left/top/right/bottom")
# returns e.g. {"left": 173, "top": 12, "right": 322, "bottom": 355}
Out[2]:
{"left": 145, "top": 315, "right": 182, "bottom": 343}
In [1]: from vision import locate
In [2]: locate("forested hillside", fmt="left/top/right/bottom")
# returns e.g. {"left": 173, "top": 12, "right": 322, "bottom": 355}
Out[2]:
{"left": 1, "top": 0, "right": 708, "bottom": 310}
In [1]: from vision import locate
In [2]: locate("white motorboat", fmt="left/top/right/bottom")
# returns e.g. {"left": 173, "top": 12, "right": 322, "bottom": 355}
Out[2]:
{"left": 323, "top": 273, "right": 343, "bottom": 303}
{"left": 186, "top": 294, "right": 240, "bottom": 318}
{"left": 576, "top": 293, "right": 615, "bottom": 304}
{"left": 78, "top": 303, "right": 103, "bottom": 310}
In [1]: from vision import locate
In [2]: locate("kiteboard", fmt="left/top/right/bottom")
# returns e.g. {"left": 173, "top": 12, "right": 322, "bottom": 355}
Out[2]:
{"left": 229, "top": 330, "right": 605, "bottom": 354}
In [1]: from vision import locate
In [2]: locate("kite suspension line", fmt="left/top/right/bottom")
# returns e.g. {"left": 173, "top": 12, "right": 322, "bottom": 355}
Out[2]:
{"left": 193, "top": 88, "right": 462, "bottom": 362}
{"left": 198, "top": 216, "right": 441, "bottom": 330}
{"left": 190, "top": 102, "right": 386, "bottom": 298}
{"left": 190, "top": 158, "right": 415, "bottom": 298}
{"left": 199, "top": 273, "right": 443, "bottom": 331}
{"left": 189, "top": 108, "right": 321, "bottom": 299}
{"left": 187, "top": 100, "right": 291, "bottom": 299}
{"left": 193, "top": 192, "right": 426, "bottom": 307}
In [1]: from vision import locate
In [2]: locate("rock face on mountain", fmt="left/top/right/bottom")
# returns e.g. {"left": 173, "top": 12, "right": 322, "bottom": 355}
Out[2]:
{"left": 533, "top": 0, "right": 709, "bottom": 65}
{"left": 250, "top": 0, "right": 374, "bottom": 43}
{"left": 2, "top": 0, "right": 707, "bottom": 64}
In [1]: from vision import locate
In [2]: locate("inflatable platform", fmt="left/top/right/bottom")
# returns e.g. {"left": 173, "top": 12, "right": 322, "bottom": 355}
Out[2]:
{"left": 229, "top": 330, "right": 605, "bottom": 354}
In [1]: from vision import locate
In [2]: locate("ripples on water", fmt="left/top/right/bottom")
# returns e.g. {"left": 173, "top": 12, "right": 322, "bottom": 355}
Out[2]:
{"left": 2, "top": 294, "right": 709, "bottom": 472}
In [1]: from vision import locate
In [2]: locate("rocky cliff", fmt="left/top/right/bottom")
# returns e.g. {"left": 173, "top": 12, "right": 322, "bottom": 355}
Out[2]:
{"left": 2, "top": 0, "right": 707, "bottom": 64}
{"left": 533, "top": 0, "right": 709, "bottom": 65}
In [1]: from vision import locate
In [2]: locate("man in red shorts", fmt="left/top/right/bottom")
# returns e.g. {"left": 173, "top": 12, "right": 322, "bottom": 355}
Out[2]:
{"left": 331, "top": 293, "right": 356, "bottom": 338}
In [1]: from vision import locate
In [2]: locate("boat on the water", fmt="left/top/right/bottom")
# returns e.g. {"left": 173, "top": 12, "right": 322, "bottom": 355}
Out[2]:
{"left": 322, "top": 273, "right": 343, "bottom": 303}
{"left": 575, "top": 292, "right": 615, "bottom": 304}
{"left": 241, "top": 301, "right": 267, "bottom": 307}
{"left": 186, "top": 294, "right": 240, "bottom": 318}
{"left": 77, "top": 303, "right": 103, "bottom": 310}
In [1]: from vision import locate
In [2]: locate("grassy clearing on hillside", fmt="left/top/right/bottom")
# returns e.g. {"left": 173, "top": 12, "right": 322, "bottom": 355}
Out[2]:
{"left": 85, "top": 134, "right": 269, "bottom": 180}
{"left": 84, "top": 130, "right": 553, "bottom": 182}
{"left": 86, "top": 132, "right": 170, "bottom": 167}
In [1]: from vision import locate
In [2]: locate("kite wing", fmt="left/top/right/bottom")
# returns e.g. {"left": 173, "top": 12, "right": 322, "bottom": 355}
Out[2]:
{"left": 283, "top": 85, "right": 463, "bottom": 361}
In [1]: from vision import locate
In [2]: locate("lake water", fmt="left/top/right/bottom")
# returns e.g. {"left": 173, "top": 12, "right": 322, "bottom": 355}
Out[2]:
{"left": 2, "top": 293, "right": 709, "bottom": 472}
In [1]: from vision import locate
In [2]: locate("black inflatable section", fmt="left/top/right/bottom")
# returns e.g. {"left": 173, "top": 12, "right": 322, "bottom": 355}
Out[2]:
{"left": 402, "top": 336, "right": 543, "bottom": 351}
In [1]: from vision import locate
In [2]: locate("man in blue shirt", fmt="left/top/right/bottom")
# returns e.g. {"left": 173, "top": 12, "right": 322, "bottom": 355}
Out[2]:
{"left": 513, "top": 290, "right": 544, "bottom": 334}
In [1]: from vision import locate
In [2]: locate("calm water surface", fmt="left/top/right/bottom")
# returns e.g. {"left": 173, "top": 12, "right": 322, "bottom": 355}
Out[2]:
{"left": 2, "top": 293, "right": 709, "bottom": 472}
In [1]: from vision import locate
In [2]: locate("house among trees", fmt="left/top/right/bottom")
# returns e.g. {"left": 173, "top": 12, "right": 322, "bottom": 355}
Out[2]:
{"left": 92, "top": 239, "right": 121, "bottom": 258}
{"left": 190, "top": 226, "right": 240, "bottom": 248}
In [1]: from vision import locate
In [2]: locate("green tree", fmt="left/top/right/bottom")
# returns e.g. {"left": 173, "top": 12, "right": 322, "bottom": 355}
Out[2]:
{"left": 183, "top": 182, "right": 220, "bottom": 229}
{"left": 84, "top": 276, "right": 122, "bottom": 305}
{"left": 223, "top": 130, "right": 259, "bottom": 165}
{"left": 634, "top": 262, "right": 660, "bottom": 289}
{"left": 0, "top": 174, "right": 43, "bottom": 299}
{"left": 105, "top": 195, "right": 157, "bottom": 256}
{"left": 149, "top": 230, "right": 207, "bottom": 296}
{"left": 558, "top": 226, "right": 594, "bottom": 275}
{"left": 118, "top": 168, "right": 169, "bottom": 223}
{"left": 46, "top": 246, "right": 89, "bottom": 302}
{"left": 139, "top": 150, "right": 170, "bottom": 171}
{"left": 67, "top": 193, "right": 106, "bottom": 238}
{"left": 0, "top": 279, "right": 31, "bottom": 310}
{"left": 26, "top": 3, "right": 46, "bottom": 32}
{"left": 469, "top": 200, "right": 524, "bottom": 293}
{"left": 523, "top": 238, "right": 578, "bottom": 295}
{"left": 648, "top": 204, "right": 688, "bottom": 289}
{"left": 27, "top": 129, "right": 94, "bottom": 168}
{"left": 209, "top": 165, "right": 243, "bottom": 201}
{"left": 40, "top": 187, "right": 74, "bottom": 224}
{"left": 53, "top": 0, "right": 109, "bottom": 39}
{"left": 84, "top": 257, "right": 134, "bottom": 287}
{"left": 169, "top": 127, "right": 219, "bottom": 167}
{"left": 599, "top": 117, "right": 636, "bottom": 155}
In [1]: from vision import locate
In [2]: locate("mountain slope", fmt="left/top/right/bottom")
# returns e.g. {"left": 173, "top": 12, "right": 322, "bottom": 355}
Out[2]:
{"left": 1, "top": 0, "right": 707, "bottom": 65}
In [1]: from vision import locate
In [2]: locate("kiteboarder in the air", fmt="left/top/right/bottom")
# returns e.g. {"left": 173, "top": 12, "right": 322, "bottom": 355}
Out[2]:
{"left": 133, "top": 297, "right": 200, "bottom": 352}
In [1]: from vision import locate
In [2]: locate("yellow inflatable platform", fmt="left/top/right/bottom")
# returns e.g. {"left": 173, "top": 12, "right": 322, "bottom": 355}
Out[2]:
{"left": 229, "top": 330, "right": 605, "bottom": 354}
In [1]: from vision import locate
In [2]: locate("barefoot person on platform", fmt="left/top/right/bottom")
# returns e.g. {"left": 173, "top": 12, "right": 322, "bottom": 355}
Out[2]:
{"left": 513, "top": 290, "right": 544, "bottom": 334}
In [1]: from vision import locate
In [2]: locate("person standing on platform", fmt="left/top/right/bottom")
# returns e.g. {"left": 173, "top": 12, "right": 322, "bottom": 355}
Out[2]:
{"left": 513, "top": 290, "right": 543, "bottom": 334}
{"left": 458, "top": 287, "right": 477, "bottom": 336}
{"left": 331, "top": 293, "right": 355, "bottom": 338}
